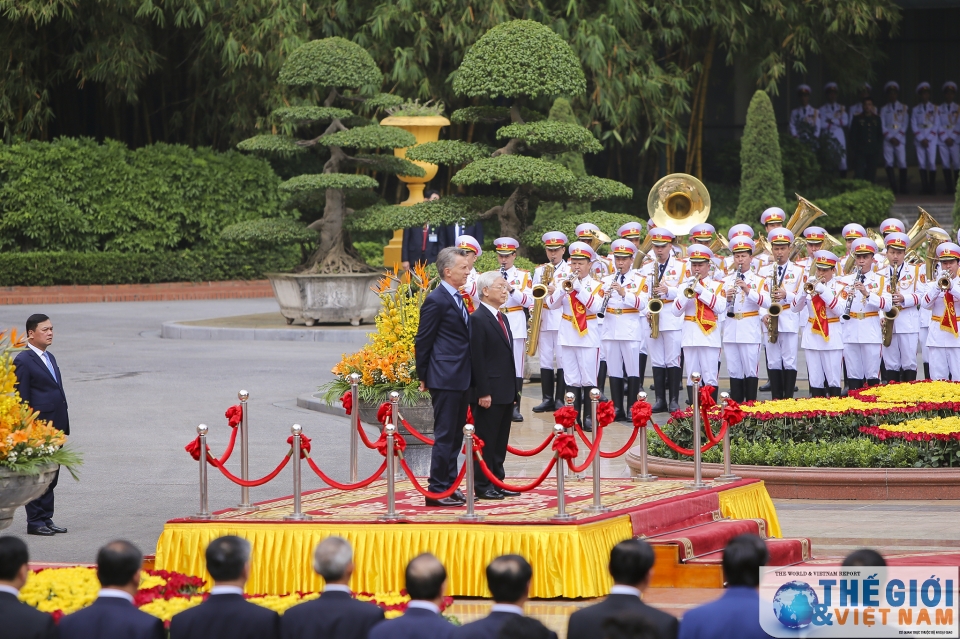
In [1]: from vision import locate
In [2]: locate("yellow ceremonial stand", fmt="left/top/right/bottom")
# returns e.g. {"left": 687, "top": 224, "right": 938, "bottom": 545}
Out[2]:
{"left": 380, "top": 115, "right": 451, "bottom": 270}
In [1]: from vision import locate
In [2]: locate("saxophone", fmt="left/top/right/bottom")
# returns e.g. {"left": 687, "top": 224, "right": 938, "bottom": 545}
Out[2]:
{"left": 766, "top": 271, "right": 782, "bottom": 344}
{"left": 525, "top": 263, "right": 554, "bottom": 357}
{"left": 881, "top": 265, "right": 899, "bottom": 348}
{"left": 647, "top": 270, "right": 664, "bottom": 339}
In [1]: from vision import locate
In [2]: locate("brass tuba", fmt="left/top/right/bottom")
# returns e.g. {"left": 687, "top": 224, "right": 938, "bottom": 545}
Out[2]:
{"left": 526, "top": 263, "right": 554, "bottom": 357}
{"left": 632, "top": 232, "right": 655, "bottom": 270}
{"left": 647, "top": 173, "right": 711, "bottom": 236}
{"left": 786, "top": 194, "right": 827, "bottom": 237}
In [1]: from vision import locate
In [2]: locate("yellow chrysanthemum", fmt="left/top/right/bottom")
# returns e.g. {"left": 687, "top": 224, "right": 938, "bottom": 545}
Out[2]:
{"left": 874, "top": 416, "right": 960, "bottom": 436}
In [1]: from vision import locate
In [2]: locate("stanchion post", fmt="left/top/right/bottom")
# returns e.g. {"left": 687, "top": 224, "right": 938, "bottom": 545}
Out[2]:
{"left": 687, "top": 373, "right": 710, "bottom": 490}
{"left": 284, "top": 425, "right": 309, "bottom": 521}
{"left": 191, "top": 424, "right": 211, "bottom": 520}
{"left": 715, "top": 392, "right": 742, "bottom": 482}
{"left": 564, "top": 391, "right": 578, "bottom": 480}
{"left": 237, "top": 390, "right": 256, "bottom": 510}
{"left": 378, "top": 423, "right": 403, "bottom": 522}
{"left": 458, "top": 424, "right": 483, "bottom": 523}
{"left": 349, "top": 373, "right": 360, "bottom": 483}
{"left": 550, "top": 424, "right": 576, "bottom": 522}
{"left": 582, "top": 388, "right": 610, "bottom": 514}
{"left": 632, "top": 391, "right": 658, "bottom": 482}
{"left": 389, "top": 391, "right": 402, "bottom": 479}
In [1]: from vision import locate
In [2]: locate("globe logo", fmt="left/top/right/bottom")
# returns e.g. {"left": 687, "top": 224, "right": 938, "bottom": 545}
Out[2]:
{"left": 772, "top": 580, "right": 819, "bottom": 629}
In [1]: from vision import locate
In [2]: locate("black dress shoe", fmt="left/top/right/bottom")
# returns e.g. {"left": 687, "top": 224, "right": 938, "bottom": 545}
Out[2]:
{"left": 498, "top": 489, "right": 521, "bottom": 497}
{"left": 452, "top": 489, "right": 466, "bottom": 503}
{"left": 28, "top": 526, "right": 55, "bottom": 536}
{"left": 424, "top": 497, "right": 465, "bottom": 507}
{"left": 47, "top": 523, "right": 68, "bottom": 534}
{"left": 476, "top": 489, "right": 504, "bottom": 500}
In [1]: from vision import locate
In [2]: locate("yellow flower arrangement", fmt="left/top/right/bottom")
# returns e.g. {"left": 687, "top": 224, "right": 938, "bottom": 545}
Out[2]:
{"left": 876, "top": 416, "right": 960, "bottom": 436}
{"left": 19, "top": 566, "right": 100, "bottom": 615}
{"left": 138, "top": 595, "right": 205, "bottom": 621}
{"left": 859, "top": 380, "right": 960, "bottom": 404}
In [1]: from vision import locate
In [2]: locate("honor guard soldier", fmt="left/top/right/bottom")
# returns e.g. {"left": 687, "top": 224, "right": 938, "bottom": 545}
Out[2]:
{"left": 819, "top": 82, "right": 849, "bottom": 177}
{"left": 921, "top": 242, "right": 960, "bottom": 381}
{"left": 723, "top": 224, "right": 761, "bottom": 274}
{"left": 912, "top": 82, "right": 940, "bottom": 195}
{"left": 531, "top": 231, "right": 572, "bottom": 413}
{"left": 671, "top": 244, "right": 726, "bottom": 401}
{"left": 618, "top": 221, "right": 650, "bottom": 387}
{"left": 455, "top": 234, "right": 483, "bottom": 313}
{"left": 789, "top": 84, "right": 820, "bottom": 140}
{"left": 793, "top": 251, "right": 845, "bottom": 397}
{"left": 599, "top": 240, "right": 645, "bottom": 421}
{"left": 848, "top": 83, "right": 872, "bottom": 120}
{"left": 721, "top": 237, "right": 765, "bottom": 402}
{"left": 881, "top": 81, "right": 910, "bottom": 193}
{"left": 938, "top": 81, "right": 959, "bottom": 193}
{"left": 838, "top": 238, "right": 892, "bottom": 389}
{"left": 758, "top": 228, "right": 804, "bottom": 399}
{"left": 545, "top": 241, "right": 605, "bottom": 430}
{"left": 840, "top": 223, "right": 869, "bottom": 274}
{"left": 638, "top": 228, "right": 688, "bottom": 413}
{"left": 494, "top": 237, "right": 533, "bottom": 422}
{"left": 881, "top": 232, "right": 924, "bottom": 382}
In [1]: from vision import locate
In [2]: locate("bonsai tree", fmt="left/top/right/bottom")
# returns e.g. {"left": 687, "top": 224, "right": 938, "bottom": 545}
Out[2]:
{"left": 235, "top": 37, "right": 424, "bottom": 273}
{"left": 736, "top": 90, "right": 787, "bottom": 224}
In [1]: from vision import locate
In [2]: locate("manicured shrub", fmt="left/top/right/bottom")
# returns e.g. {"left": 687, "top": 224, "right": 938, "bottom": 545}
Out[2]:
{"left": 736, "top": 91, "right": 787, "bottom": 223}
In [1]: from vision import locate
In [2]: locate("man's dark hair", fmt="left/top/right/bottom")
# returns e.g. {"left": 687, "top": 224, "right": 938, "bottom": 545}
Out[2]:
{"left": 424, "top": 189, "right": 441, "bottom": 199}
{"left": 863, "top": 97, "right": 874, "bottom": 106}
{"left": 602, "top": 612, "right": 660, "bottom": 639}
{"left": 609, "top": 539, "right": 655, "bottom": 586}
{"left": 842, "top": 549, "right": 886, "bottom": 567}
{"left": 205, "top": 536, "right": 251, "bottom": 582}
{"left": 498, "top": 615, "right": 552, "bottom": 639}
{"left": 96, "top": 540, "right": 143, "bottom": 587}
{"left": 722, "top": 534, "right": 769, "bottom": 587}
{"left": 486, "top": 555, "right": 532, "bottom": 603}
{"left": 0, "top": 537, "right": 29, "bottom": 581}
{"left": 26, "top": 314, "right": 49, "bottom": 335}
{"left": 405, "top": 553, "right": 446, "bottom": 601}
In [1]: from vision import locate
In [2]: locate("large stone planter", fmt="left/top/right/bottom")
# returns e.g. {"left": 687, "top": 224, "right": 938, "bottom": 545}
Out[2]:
{"left": 359, "top": 398, "right": 435, "bottom": 477}
{"left": 268, "top": 272, "right": 382, "bottom": 326}
{"left": 0, "top": 464, "right": 58, "bottom": 531}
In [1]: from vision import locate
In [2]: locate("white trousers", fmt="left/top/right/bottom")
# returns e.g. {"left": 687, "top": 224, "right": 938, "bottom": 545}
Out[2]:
{"left": 648, "top": 330, "right": 682, "bottom": 368}
{"left": 915, "top": 141, "right": 939, "bottom": 170}
{"left": 684, "top": 346, "right": 721, "bottom": 387}
{"left": 538, "top": 330, "right": 562, "bottom": 370}
{"left": 929, "top": 347, "right": 960, "bottom": 381}
{"left": 765, "top": 332, "right": 798, "bottom": 371}
{"left": 604, "top": 339, "right": 640, "bottom": 377}
{"left": 882, "top": 332, "right": 919, "bottom": 372}
{"left": 920, "top": 327, "right": 930, "bottom": 365}
{"left": 806, "top": 350, "right": 843, "bottom": 388}
{"left": 940, "top": 141, "right": 960, "bottom": 170}
{"left": 843, "top": 343, "right": 882, "bottom": 380}
{"left": 726, "top": 343, "right": 761, "bottom": 379}
{"left": 562, "top": 347, "right": 600, "bottom": 387}
{"left": 884, "top": 139, "right": 907, "bottom": 168}
{"left": 512, "top": 338, "right": 525, "bottom": 377}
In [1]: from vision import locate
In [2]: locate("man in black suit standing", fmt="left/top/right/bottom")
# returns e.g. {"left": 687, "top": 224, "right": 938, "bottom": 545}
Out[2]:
{"left": 15, "top": 314, "right": 69, "bottom": 537}
{"left": 0, "top": 537, "right": 57, "bottom": 639}
{"left": 456, "top": 555, "right": 557, "bottom": 639}
{"left": 281, "top": 536, "right": 384, "bottom": 639}
{"left": 468, "top": 271, "right": 520, "bottom": 501}
{"left": 368, "top": 554, "right": 455, "bottom": 639}
{"left": 415, "top": 246, "right": 473, "bottom": 507}
{"left": 169, "top": 536, "right": 280, "bottom": 639}
{"left": 59, "top": 540, "right": 164, "bottom": 639}
{"left": 401, "top": 190, "right": 447, "bottom": 270}
{"left": 567, "top": 539, "right": 678, "bottom": 639}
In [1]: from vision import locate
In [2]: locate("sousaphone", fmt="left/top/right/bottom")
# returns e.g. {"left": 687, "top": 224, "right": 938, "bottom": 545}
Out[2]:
{"left": 647, "top": 173, "right": 711, "bottom": 236}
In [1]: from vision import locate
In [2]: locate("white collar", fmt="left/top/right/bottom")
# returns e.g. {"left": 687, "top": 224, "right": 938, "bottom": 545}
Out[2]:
{"left": 27, "top": 343, "right": 47, "bottom": 359}
{"left": 97, "top": 589, "right": 134, "bottom": 603}
{"left": 210, "top": 585, "right": 245, "bottom": 596}
{"left": 609, "top": 585, "right": 642, "bottom": 598}
{"left": 490, "top": 603, "right": 524, "bottom": 615}
{"left": 323, "top": 584, "right": 352, "bottom": 593}
{"left": 481, "top": 302, "right": 502, "bottom": 317}
{"left": 406, "top": 600, "right": 440, "bottom": 614}
{"left": 0, "top": 585, "right": 20, "bottom": 596}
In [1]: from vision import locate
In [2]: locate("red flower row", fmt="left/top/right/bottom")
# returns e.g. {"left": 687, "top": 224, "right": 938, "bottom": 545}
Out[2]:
{"left": 858, "top": 426, "right": 960, "bottom": 442}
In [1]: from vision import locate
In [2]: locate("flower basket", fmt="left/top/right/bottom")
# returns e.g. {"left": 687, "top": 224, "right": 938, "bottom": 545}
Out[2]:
{"left": 0, "top": 463, "right": 58, "bottom": 531}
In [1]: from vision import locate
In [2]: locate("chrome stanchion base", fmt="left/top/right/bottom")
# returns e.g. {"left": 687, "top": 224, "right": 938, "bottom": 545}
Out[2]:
{"left": 550, "top": 513, "right": 577, "bottom": 522}
{"left": 235, "top": 503, "right": 262, "bottom": 511}
{"left": 189, "top": 513, "right": 215, "bottom": 521}
{"left": 714, "top": 473, "right": 742, "bottom": 482}
{"left": 581, "top": 505, "right": 612, "bottom": 514}
{"left": 684, "top": 480, "right": 712, "bottom": 491}
{"left": 631, "top": 473, "right": 658, "bottom": 482}
{"left": 377, "top": 514, "right": 406, "bottom": 522}
{"left": 457, "top": 513, "right": 485, "bottom": 523}
{"left": 283, "top": 512, "right": 312, "bottom": 521}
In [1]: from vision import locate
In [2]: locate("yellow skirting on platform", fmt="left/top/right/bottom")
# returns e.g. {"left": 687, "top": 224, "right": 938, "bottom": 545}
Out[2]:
{"left": 718, "top": 481, "right": 782, "bottom": 538}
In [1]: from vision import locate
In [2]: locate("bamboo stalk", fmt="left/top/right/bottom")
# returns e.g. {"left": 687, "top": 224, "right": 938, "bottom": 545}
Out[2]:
{"left": 695, "top": 31, "right": 717, "bottom": 180}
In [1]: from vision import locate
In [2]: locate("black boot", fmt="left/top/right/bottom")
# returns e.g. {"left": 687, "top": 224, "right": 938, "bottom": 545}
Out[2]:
{"left": 571, "top": 386, "right": 583, "bottom": 425}
{"left": 638, "top": 353, "right": 647, "bottom": 389}
{"left": 532, "top": 368, "right": 555, "bottom": 413}
{"left": 902, "top": 369, "right": 917, "bottom": 382}
{"left": 512, "top": 378, "right": 524, "bottom": 422}
{"left": 782, "top": 369, "right": 797, "bottom": 399}
{"left": 610, "top": 377, "right": 627, "bottom": 421}
{"left": 867, "top": 378, "right": 880, "bottom": 387}
{"left": 667, "top": 367, "right": 683, "bottom": 413}
{"left": 686, "top": 385, "right": 694, "bottom": 407}
{"left": 596, "top": 360, "right": 609, "bottom": 402}
{"left": 944, "top": 168, "right": 955, "bottom": 194}
{"left": 828, "top": 386, "right": 843, "bottom": 398}
{"left": 924, "top": 363, "right": 930, "bottom": 380}
{"left": 900, "top": 168, "right": 909, "bottom": 194}
{"left": 886, "top": 167, "right": 898, "bottom": 193}
{"left": 729, "top": 378, "right": 745, "bottom": 403}
{"left": 880, "top": 359, "right": 888, "bottom": 383}
{"left": 848, "top": 378, "right": 865, "bottom": 391}
{"left": 651, "top": 367, "right": 668, "bottom": 413}
{"left": 888, "top": 369, "right": 901, "bottom": 383}
{"left": 710, "top": 386, "right": 719, "bottom": 403}
{"left": 928, "top": 168, "right": 937, "bottom": 194}
{"left": 808, "top": 386, "right": 821, "bottom": 397}
{"left": 554, "top": 369, "right": 567, "bottom": 409}
{"left": 744, "top": 377, "right": 759, "bottom": 402}
{"left": 920, "top": 169, "right": 929, "bottom": 195}
{"left": 626, "top": 377, "right": 641, "bottom": 413}
{"left": 768, "top": 369, "right": 783, "bottom": 400}
{"left": 581, "top": 387, "right": 593, "bottom": 432}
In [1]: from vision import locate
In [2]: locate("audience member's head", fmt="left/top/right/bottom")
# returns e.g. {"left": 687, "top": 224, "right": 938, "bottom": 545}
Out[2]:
{"left": 405, "top": 553, "right": 446, "bottom": 602}
{"left": 205, "top": 536, "right": 251, "bottom": 585}
{"left": 96, "top": 540, "right": 143, "bottom": 592}
{"left": 498, "top": 615, "right": 553, "bottom": 639}
{"left": 314, "top": 536, "right": 354, "bottom": 584}
{"left": 0, "top": 537, "right": 30, "bottom": 589}
{"left": 842, "top": 549, "right": 886, "bottom": 567}
{"left": 722, "top": 534, "right": 769, "bottom": 588}
{"left": 602, "top": 612, "right": 660, "bottom": 639}
{"left": 486, "top": 555, "right": 532, "bottom": 605}
{"left": 609, "top": 539, "right": 655, "bottom": 589}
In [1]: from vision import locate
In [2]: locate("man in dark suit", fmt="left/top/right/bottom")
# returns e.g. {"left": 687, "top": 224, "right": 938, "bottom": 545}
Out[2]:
{"left": 59, "top": 540, "right": 164, "bottom": 639}
{"left": 369, "top": 554, "right": 455, "bottom": 639}
{"left": 169, "top": 536, "right": 280, "bottom": 639}
{"left": 677, "top": 534, "right": 770, "bottom": 639}
{"left": 415, "top": 247, "right": 473, "bottom": 507}
{"left": 567, "top": 539, "right": 678, "bottom": 639}
{"left": 15, "top": 314, "right": 70, "bottom": 536}
{"left": 402, "top": 191, "right": 448, "bottom": 270}
{"left": 281, "top": 536, "right": 384, "bottom": 639}
{"left": 456, "top": 555, "right": 557, "bottom": 639}
{"left": 441, "top": 217, "right": 484, "bottom": 250}
{"left": 0, "top": 537, "right": 57, "bottom": 639}
{"left": 468, "top": 271, "right": 519, "bottom": 500}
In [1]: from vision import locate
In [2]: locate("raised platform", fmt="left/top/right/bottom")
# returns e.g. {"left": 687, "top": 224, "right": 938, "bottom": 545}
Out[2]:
{"left": 155, "top": 478, "right": 809, "bottom": 597}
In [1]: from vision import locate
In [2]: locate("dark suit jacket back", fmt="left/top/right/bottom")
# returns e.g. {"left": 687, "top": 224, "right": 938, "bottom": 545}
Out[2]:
{"left": 14, "top": 349, "right": 69, "bottom": 435}
{"left": 169, "top": 593, "right": 280, "bottom": 639}
{"left": 368, "top": 607, "right": 455, "bottom": 639}
{"left": 440, "top": 222, "right": 484, "bottom": 247}
{"left": 414, "top": 285, "right": 472, "bottom": 391}
{"left": 469, "top": 307, "right": 516, "bottom": 404}
{"left": 280, "top": 590, "right": 384, "bottom": 639}
{"left": 58, "top": 597, "right": 164, "bottom": 639}
{"left": 567, "top": 593, "right": 678, "bottom": 639}
{"left": 677, "top": 587, "right": 770, "bottom": 639}
{"left": 0, "top": 591, "right": 57, "bottom": 639}
{"left": 456, "top": 611, "right": 558, "bottom": 639}
{"left": 402, "top": 225, "right": 446, "bottom": 266}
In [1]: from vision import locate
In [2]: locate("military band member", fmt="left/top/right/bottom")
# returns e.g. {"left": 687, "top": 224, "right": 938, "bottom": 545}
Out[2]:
{"left": 875, "top": 218, "right": 907, "bottom": 270}
{"left": 618, "top": 221, "right": 650, "bottom": 387}
{"left": 938, "top": 81, "right": 959, "bottom": 194}
{"left": 793, "top": 251, "right": 845, "bottom": 397}
{"left": 912, "top": 82, "right": 940, "bottom": 195}
{"left": 919, "top": 226, "right": 949, "bottom": 380}
{"left": 671, "top": 244, "right": 726, "bottom": 399}
{"left": 819, "top": 83, "right": 848, "bottom": 176}
{"left": 921, "top": 242, "right": 960, "bottom": 381}
{"left": 838, "top": 239, "right": 892, "bottom": 389}
{"left": 721, "top": 237, "right": 765, "bottom": 402}
{"left": 576, "top": 223, "right": 614, "bottom": 279}
{"left": 689, "top": 223, "right": 723, "bottom": 276}
{"left": 758, "top": 228, "right": 804, "bottom": 399}
{"left": 881, "top": 232, "right": 924, "bottom": 382}
{"left": 789, "top": 85, "right": 820, "bottom": 140}
{"left": 494, "top": 237, "right": 533, "bottom": 422}
{"left": 881, "top": 81, "right": 910, "bottom": 194}
{"left": 545, "top": 241, "right": 605, "bottom": 429}
{"left": 531, "top": 231, "right": 572, "bottom": 413}
{"left": 722, "top": 224, "right": 762, "bottom": 274}
{"left": 839, "top": 223, "right": 869, "bottom": 274}
{"left": 455, "top": 234, "right": 483, "bottom": 313}
{"left": 599, "top": 240, "right": 645, "bottom": 421}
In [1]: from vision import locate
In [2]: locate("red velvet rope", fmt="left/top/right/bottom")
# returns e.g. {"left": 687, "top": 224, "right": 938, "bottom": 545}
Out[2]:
{"left": 552, "top": 434, "right": 579, "bottom": 459}
{"left": 225, "top": 404, "right": 243, "bottom": 428}
{"left": 649, "top": 420, "right": 726, "bottom": 456}
{"left": 399, "top": 459, "right": 467, "bottom": 500}
{"left": 306, "top": 457, "right": 388, "bottom": 491}
{"left": 474, "top": 453, "right": 557, "bottom": 493}
{"left": 184, "top": 429, "right": 238, "bottom": 465}
{"left": 506, "top": 431, "right": 556, "bottom": 457}
{"left": 566, "top": 425, "right": 604, "bottom": 473}
{"left": 207, "top": 453, "right": 291, "bottom": 487}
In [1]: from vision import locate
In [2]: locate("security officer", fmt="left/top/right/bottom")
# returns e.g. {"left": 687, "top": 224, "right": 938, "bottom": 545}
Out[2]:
{"left": 819, "top": 82, "right": 848, "bottom": 177}
{"left": 789, "top": 84, "right": 820, "bottom": 140}
{"left": 793, "top": 251, "right": 845, "bottom": 397}
{"left": 758, "top": 228, "right": 804, "bottom": 399}
{"left": 912, "top": 82, "right": 940, "bottom": 195}
{"left": 881, "top": 81, "right": 910, "bottom": 193}
{"left": 494, "top": 237, "right": 533, "bottom": 422}
{"left": 838, "top": 238, "right": 892, "bottom": 389}
{"left": 455, "top": 234, "right": 483, "bottom": 313}
{"left": 938, "top": 81, "right": 959, "bottom": 194}
{"left": 531, "top": 231, "right": 572, "bottom": 413}
{"left": 881, "top": 232, "right": 924, "bottom": 382}
{"left": 721, "top": 236, "right": 765, "bottom": 402}
{"left": 848, "top": 82, "right": 872, "bottom": 120}
{"left": 921, "top": 242, "right": 960, "bottom": 381}
{"left": 599, "top": 239, "right": 645, "bottom": 421}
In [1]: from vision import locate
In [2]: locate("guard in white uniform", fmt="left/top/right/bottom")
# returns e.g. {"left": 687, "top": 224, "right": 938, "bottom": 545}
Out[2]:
{"left": 938, "top": 81, "right": 959, "bottom": 194}
{"left": 880, "top": 232, "right": 924, "bottom": 382}
{"left": 789, "top": 84, "right": 820, "bottom": 140}
{"left": 819, "top": 82, "right": 849, "bottom": 174}
{"left": 722, "top": 224, "right": 762, "bottom": 274}
{"left": 531, "top": 231, "right": 572, "bottom": 413}
{"left": 848, "top": 83, "right": 872, "bottom": 120}
{"left": 793, "top": 251, "right": 845, "bottom": 397}
{"left": 758, "top": 228, "right": 804, "bottom": 399}
{"left": 721, "top": 237, "right": 765, "bottom": 402}
{"left": 671, "top": 244, "right": 726, "bottom": 401}
{"left": 599, "top": 240, "right": 644, "bottom": 421}
{"left": 689, "top": 223, "right": 723, "bottom": 277}
{"left": 493, "top": 237, "right": 533, "bottom": 422}
{"left": 618, "top": 221, "right": 649, "bottom": 389}
{"left": 839, "top": 223, "right": 869, "bottom": 275}
{"left": 837, "top": 238, "right": 892, "bottom": 389}
{"left": 881, "top": 81, "right": 910, "bottom": 193}
{"left": 576, "top": 222, "right": 613, "bottom": 400}
{"left": 455, "top": 234, "right": 482, "bottom": 313}
{"left": 921, "top": 242, "right": 960, "bottom": 381}
{"left": 912, "top": 82, "right": 940, "bottom": 194}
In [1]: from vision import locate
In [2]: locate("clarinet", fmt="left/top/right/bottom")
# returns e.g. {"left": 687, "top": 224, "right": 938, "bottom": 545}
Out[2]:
{"left": 726, "top": 264, "right": 743, "bottom": 318}
{"left": 597, "top": 268, "right": 621, "bottom": 319}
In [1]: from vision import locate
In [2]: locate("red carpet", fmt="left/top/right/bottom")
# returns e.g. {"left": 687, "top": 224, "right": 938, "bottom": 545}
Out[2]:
{"left": 800, "top": 551, "right": 960, "bottom": 567}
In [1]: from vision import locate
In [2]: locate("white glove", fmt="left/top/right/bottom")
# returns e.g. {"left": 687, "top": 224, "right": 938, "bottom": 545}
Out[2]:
{"left": 815, "top": 283, "right": 825, "bottom": 295}
{"left": 572, "top": 278, "right": 583, "bottom": 293}
{"left": 694, "top": 283, "right": 704, "bottom": 295}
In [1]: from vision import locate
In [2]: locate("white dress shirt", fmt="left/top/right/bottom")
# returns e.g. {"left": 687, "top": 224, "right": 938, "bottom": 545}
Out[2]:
{"left": 97, "top": 588, "right": 135, "bottom": 603}
{"left": 609, "top": 585, "right": 642, "bottom": 598}
{"left": 406, "top": 600, "right": 440, "bottom": 614}
{"left": 210, "top": 585, "right": 245, "bottom": 596}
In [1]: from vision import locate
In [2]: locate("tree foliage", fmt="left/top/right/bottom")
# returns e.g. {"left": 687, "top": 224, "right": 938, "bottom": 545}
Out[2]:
{"left": 736, "top": 91, "right": 786, "bottom": 223}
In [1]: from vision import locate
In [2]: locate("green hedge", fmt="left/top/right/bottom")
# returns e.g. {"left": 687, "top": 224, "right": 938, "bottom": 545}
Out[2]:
{"left": 811, "top": 180, "right": 895, "bottom": 232}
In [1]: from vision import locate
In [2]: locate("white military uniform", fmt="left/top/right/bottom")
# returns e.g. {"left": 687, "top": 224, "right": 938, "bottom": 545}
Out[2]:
{"left": 532, "top": 260, "right": 571, "bottom": 370}
{"left": 837, "top": 269, "right": 892, "bottom": 382}
{"left": 499, "top": 266, "right": 533, "bottom": 377}
{"left": 757, "top": 261, "right": 804, "bottom": 372}
{"left": 638, "top": 255, "right": 689, "bottom": 368}
{"left": 459, "top": 268, "right": 480, "bottom": 314}
{"left": 912, "top": 101, "right": 940, "bottom": 171}
{"left": 671, "top": 277, "right": 727, "bottom": 387}
{"left": 819, "top": 102, "right": 849, "bottom": 170}
{"left": 921, "top": 274, "right": 960, "bottom": 380}
{"left": 600, "top": 270, "right": 644, "bottom": 377}
{"left": 721, "top": 268, "right": 765, "bottom": 381}
{"left": 938, "top": 101, "right": 960, "bottom": 170}
{"left": 881, "top": 101, "right": 909, "bottom": 168}
{"left": 545, "top": 275, "right": 604, "bottom": 387}
{"left": 793, "top": 278, "right": 844, "bottom": 390}
{"left": 881, "top": 262, "right": 924, "bottom": 376}
{"left": 790, "top": 105, "right": 820, "bottom": 139}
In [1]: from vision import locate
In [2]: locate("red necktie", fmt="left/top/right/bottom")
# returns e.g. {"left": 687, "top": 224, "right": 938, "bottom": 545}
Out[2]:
{"left": 421, "top": 224, "right": 429, "bottom": 251}
{"left": 497, "top": 312, "right": 510, "bottom": 341}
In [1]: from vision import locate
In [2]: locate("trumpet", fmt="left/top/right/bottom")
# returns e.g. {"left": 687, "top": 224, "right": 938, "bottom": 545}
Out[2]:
{"left": 938, "top": 274, "right": 953, "bottom": 291}
{"left": 682, "top": 277, "right": 699, "bottom": 299}
{"left": 803, "top": 277, "right": 821, "bottom": 295}
{"left": 597, "top": 268, "right": 621, "bottom": 319}
{"left": 561, "top": 273, "right": 576, "bottom": 292}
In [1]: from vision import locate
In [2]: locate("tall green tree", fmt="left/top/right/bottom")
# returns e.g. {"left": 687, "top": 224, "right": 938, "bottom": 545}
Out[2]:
{"left": 737, "top": 90, "right": 786, "bottom": 223}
